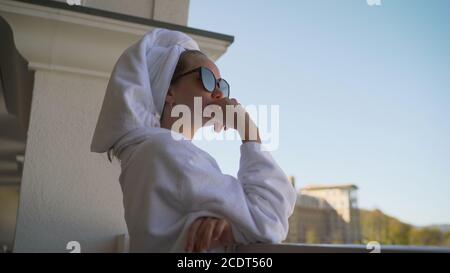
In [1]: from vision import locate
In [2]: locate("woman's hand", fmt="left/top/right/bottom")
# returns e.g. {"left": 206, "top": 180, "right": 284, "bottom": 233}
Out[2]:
{"left": 207, "top": 98, "right": 261, "bottom": 143}
{"left": 185, "top": 217, "right": 236, "bottom": 253}
{"left": 209, "top": 97, "right": 241, "bottom": 132}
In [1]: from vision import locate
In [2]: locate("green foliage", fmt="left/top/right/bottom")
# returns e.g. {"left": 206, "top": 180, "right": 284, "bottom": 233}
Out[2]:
{"left": 360, "top": 209, "right": 449, "bottom": 246}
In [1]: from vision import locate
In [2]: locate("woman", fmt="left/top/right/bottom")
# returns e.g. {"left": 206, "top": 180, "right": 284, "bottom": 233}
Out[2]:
{"left": 90, "top": 28, "right": 296, "bottom": 252}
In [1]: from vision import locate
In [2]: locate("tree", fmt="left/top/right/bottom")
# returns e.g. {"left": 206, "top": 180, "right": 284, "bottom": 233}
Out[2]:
{"left": 409, "top": 228, "right": 442, "bottom": 246}
{"left": 360, "top": 209, "right": 448, "bottom": 246}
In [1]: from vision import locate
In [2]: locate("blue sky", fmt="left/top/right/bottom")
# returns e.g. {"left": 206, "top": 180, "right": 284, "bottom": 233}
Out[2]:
{"left": 188, "top": 0, "right": 450, "bottom": 227}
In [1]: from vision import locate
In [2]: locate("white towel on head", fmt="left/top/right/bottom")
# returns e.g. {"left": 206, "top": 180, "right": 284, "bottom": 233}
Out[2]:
{"left": 90, "top": 28, "right": 199, "bottom": 156}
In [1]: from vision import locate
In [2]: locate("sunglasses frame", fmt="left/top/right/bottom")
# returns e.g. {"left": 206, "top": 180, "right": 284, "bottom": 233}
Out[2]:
{"left": 170, "top": 66, "right": 230, "bottom": 98}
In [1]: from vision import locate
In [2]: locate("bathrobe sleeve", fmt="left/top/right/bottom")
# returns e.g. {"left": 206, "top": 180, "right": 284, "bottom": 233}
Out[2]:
{"left": 173, "top": 141, "right": 297, "bottom": 244}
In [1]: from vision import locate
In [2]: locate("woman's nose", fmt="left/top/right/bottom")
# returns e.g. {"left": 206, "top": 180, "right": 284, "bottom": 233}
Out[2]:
{"left": 211, "top": 89, "right": 224, "bottom": 100}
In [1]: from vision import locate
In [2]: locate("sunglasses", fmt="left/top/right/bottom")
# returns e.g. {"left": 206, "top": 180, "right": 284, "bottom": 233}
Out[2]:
{"left": 170, "top": 66, "right": 230, "bottom": 98}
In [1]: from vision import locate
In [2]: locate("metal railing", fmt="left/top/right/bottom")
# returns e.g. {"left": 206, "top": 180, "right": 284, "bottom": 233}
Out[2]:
{"left": 233, "top": 243, "right": 450, "bottom": 253}
{"left": 115, "top": 234, "right": 450, "bottom": 253}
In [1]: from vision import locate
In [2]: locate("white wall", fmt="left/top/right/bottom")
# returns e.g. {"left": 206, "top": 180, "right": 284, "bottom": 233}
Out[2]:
{"left": 13, "top": 70, "right": 127, "bottom": 252}
{"left": 0, "top": 0, "right": 231, "bottom": 252}
{"left": 152, "top": 0, "right": 190, "bottom": 26}
{"left": 51, "top": 0, "right": 190, "bottom": 25}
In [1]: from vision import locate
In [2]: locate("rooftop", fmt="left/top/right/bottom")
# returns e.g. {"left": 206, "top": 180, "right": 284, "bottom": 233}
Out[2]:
{"left": 301, "top": 184, "right": 358, "bottom": 191}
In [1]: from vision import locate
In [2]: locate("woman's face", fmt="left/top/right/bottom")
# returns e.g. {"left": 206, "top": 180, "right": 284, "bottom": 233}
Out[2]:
{"left": 166, "top": 54, "right": 226, "bottom": 128}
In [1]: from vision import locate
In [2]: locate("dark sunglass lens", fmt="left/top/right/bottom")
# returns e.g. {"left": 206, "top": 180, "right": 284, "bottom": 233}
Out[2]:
{"left": 219, "top": 79, "right": 230, "bottom": 97}
{"left": 200, "top": 67, "right": 216, "bottom": 92}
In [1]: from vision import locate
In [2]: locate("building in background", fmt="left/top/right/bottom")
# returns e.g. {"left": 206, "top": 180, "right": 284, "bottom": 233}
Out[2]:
{"left": 286, "top": 180, "right": 361, "bottom": 244}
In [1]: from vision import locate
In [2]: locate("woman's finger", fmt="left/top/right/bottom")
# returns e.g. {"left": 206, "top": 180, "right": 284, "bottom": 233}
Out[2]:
{"left": 186, "top": 217, "right": 204, "bottom": 252}
{"left": 192, "top": 218, "right": 208, "bottom": 252}
{"left": 202, "top": 219, "right": 217, "bottom": 251}
{"left": 195, "top": 218, "right": 217, "bottom": 252}
{"left": 197, "top": 218, "right": 217, "bottom": 252}
{"left": 213, "top": 219, "right": 228, "bottom": 241}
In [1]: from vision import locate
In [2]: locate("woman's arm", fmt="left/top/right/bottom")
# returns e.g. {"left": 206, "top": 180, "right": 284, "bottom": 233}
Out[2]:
{"left": 178, "top": 99, "right": 296, "bottom": 244}
{"left": 178, "top": 140, "right": 297, "bottom": 245}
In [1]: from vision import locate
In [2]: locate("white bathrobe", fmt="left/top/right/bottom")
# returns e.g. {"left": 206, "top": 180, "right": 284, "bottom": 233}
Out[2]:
{"left": 90, "top": 29, "right": 297, "bottom": 252}
{"left": 118, "top": 128, "right": 297, "bottom": 252}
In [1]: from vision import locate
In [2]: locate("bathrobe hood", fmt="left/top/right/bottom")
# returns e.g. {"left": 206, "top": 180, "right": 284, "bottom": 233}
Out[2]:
{"left": 90, "top": 28, "right": 200, "bottom": 156}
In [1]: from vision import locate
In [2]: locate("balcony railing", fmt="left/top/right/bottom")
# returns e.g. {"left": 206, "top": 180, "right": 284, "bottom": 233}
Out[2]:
{"left": 232, "top": 243, "right": 450, "bottom": 253}
{"left": 116, "top": 235, "right": 450, "bottom": 253}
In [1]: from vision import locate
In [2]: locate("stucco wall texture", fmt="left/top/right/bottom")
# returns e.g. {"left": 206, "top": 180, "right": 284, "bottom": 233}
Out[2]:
{"left": 14, "top": 70, "right": 127, "bottom": 252}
